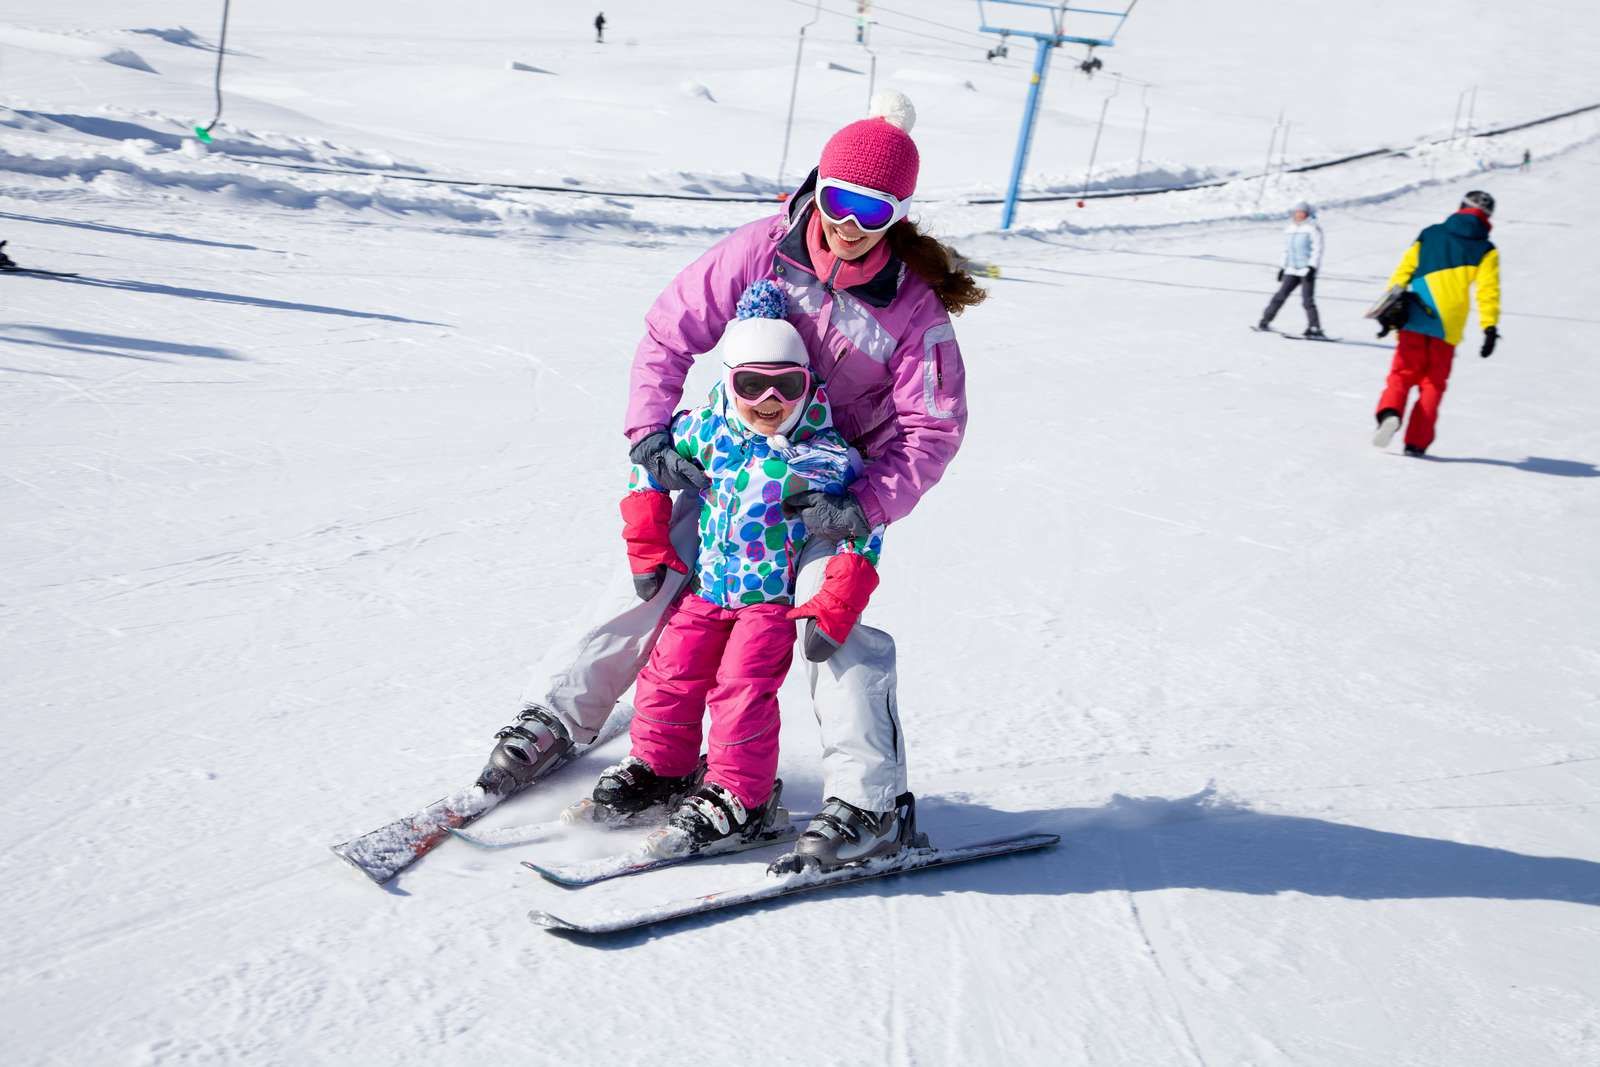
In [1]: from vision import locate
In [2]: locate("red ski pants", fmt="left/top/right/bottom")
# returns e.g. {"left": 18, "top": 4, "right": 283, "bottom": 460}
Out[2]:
{"left": 628, "top": 595, "right": 794, "bottom": 809}
{"left": 1376, "top": 330, "right": 1456, "bottom": 451}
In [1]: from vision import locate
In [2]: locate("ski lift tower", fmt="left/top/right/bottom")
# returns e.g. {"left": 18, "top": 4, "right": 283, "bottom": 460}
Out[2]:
{"left": 976, "top": 1, "right": 1139, "bottom": 229}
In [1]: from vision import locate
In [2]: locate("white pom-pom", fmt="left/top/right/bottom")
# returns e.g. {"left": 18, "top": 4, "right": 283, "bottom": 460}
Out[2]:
{"left": 868, "top": 90, "right": 916, "bottom": 133}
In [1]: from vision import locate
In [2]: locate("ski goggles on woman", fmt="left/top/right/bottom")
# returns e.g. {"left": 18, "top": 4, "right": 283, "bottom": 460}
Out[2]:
{"left": 816, "top": 177, "right": 910, "bottom": 234}
{"left": 728, "top": 363, "right": 811, "bottom": 405}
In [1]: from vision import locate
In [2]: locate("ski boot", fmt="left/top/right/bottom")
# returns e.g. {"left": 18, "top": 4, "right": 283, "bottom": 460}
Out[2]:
{"left": 1372, "top": 409, "right": 1401, "bottom": 448}
{"left": 474, "top": 705, "right": 572, "bottom": 798}
{"left": 0, "top": 241, "right": 16, "bottom": 272}
{"left": 768, "top": 792, "right": 925, "bottom": 874}
{"left": 582, "top": 755, "right": 704, "bottom": 822}
{"left": 1304, "top": 326, "right": 1327, "bottom": 340}
{"left": 651, "top": 780, "right": 785, "bottom": 856}
{"left": 1404, "top": 444, "right": 1427, "bottom": 458}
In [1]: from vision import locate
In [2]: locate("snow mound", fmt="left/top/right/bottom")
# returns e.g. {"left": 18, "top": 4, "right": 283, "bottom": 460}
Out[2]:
{"left": 129, "top": 26, "right": 215, "bottom": 51}
{"left": 0, "top": 27, "right": 155, "bottom": 72}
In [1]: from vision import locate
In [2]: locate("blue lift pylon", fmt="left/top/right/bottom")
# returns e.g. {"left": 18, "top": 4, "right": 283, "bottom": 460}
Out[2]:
{"left": 976, "top": 1, "right": 1139, "bottom": 229}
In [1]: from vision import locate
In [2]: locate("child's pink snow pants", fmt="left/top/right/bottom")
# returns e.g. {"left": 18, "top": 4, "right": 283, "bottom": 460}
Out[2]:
{"left": 628, "top": 595, "right": 794, "bottom": 809}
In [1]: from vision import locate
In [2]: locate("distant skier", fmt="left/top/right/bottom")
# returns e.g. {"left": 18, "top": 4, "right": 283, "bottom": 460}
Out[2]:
{"left": 590, "top": 280, "right": 885, "bottom": 852}
{"left": 1256, "top": 201, "right": 1325, "bottom": 338}
{"left": 1521, "top": 148, "right": 1532, "bottom": 171}
{"left": 1371, "top": 190, "right": 1501, "bottom": 456}
{"left": 594, "top": 11, "right": 605, "bottom": 43}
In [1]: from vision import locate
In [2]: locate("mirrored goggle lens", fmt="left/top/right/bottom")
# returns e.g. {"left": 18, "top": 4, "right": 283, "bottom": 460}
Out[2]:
{"left": 731, "top": 368, "right": 810, "bottom": 402}
{"left": 818, "top": 185, "right": 897, "bottom": 230}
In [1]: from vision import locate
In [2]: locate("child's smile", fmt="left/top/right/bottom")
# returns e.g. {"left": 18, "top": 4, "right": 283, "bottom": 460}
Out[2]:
{"left": 735, "top": 395, "right": 797, "bottom": 436}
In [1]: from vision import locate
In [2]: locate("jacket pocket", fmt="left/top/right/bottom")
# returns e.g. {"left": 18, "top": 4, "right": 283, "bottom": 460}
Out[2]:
{"left": 921, "top": 323, "right": 963, "bottom": 420}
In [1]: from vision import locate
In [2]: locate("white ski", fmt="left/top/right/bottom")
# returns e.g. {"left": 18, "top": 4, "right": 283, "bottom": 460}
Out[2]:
{"left": 529, "top": 832, "right": 1061, "bottom": 935}
{"left": 522, "top": 817, "right": 802, "bottom": 887}
{"left": 450, "top": 798, "right": 664, "bottom": 849}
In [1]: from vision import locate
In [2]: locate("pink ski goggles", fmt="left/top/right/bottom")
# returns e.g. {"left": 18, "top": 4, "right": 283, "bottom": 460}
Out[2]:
{"left": 728, "top": 363, "right": 811, "bottom": 406}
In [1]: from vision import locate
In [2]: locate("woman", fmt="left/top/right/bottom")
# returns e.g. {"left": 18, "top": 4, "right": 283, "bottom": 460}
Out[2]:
{"left": 478, "top": 91, "right": 986, "bottom": 870}
{"left": 1256, "top": 201, "right": 1325, "bottom": 338}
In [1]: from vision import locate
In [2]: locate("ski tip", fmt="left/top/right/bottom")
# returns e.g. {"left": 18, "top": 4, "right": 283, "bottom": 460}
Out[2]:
{"left": 329, "top": 843, "right": 395, "bottom": 886}
{"left": 995, "top": 832, "right": 1060, "bottom": 849}
{"left": 520, "top": 860, "right": 588, "bottom": 888}
{"left": 446, "top": 826, "right": 491, "bottom": 848}
{"left": 528, "top": 910, "right": 586, "bottom": 933}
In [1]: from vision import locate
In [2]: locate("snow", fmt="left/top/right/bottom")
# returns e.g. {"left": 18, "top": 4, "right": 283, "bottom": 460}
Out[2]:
{"left": 2, "top": 2, "right": 1598, "bottom": 1064}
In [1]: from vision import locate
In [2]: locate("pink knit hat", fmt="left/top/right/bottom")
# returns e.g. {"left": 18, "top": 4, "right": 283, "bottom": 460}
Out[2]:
{"left": 818, "top": 90, "right": 920, "bottom": 201}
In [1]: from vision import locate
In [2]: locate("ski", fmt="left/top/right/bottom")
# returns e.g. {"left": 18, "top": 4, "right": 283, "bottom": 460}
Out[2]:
{"left": 451, "top": 817, "right": 575, "bottom": 850}
{"left": 1280, "top": 333, "right": 1341, "bottom": 343}
{"left": 450, "top": 798, "right": 665, "bottom": 849}
{"left": 529, "top": 832, "right": 1061, "bottom": 935}
{"left": 329, "top": 706, "right": 631, "bottom": 885}
{"left": 0, "top": 267, "right": 80, "bottom": 278}
{"left": 521, "top": 817, "right": 803, "bottom": 887}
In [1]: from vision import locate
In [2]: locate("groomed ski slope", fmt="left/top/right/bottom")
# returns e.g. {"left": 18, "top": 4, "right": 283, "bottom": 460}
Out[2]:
{"left": 2, "top": 2, "right": 1599, "bottom": 1064}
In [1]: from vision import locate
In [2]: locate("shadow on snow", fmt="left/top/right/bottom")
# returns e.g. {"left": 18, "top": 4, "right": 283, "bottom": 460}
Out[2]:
{"left": 1417, "top": 454, "right": 1599, "bottom": 478}
{"left": 50, "top": 275, "right": 449, "bottom": 326}
{"left": 0, "top": 324, "right": 242, "bottom": 362}
{"left": 560, "top": 787, "right": 1600, "bottom": 946}
{"left": 0, "top": 209, "right": 268, "bottom": 252}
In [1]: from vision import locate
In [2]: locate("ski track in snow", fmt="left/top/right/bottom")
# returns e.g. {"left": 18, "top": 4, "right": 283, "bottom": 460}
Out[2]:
{"left": 3, "top": 2, "right": 1600, "bottom": 1064}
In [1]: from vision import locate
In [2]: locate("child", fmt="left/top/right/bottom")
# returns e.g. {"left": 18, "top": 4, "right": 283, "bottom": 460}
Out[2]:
{"left": 593, "top": 280, "right": 886, "bottom": 853}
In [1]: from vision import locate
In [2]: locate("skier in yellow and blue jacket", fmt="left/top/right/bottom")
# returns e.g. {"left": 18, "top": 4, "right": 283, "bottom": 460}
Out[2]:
{"left": 1372, "top": 190, "right": 1501, "bottom": 456}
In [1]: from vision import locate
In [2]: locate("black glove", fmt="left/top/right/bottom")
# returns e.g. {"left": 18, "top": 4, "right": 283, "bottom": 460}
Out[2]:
{"left": 782, "top": 490, "right": 871, "bottom": 543}
{"left": 1276, "top": 269, "right": 1284, "bottom": 282}
{"left": 628, "top": 430, "right": 709, "bottom": 492}
{"left": 1480, "top": 325, "right": 1499, "bottom": 359}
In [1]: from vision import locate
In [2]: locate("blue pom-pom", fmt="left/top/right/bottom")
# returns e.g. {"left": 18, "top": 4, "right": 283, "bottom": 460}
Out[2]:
{"left": 735, "top": 279, "right": 788, "bottom": 321}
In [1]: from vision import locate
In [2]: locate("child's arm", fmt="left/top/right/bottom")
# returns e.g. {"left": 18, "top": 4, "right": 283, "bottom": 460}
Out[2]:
{"left": 787, "top": 545, "right": 882, "bottom": 663}
{"left": 784, "top": 431, "right": 888, "bottom": 661}
{"left": 628, "top": 406, "right": 712, "bottom": 492}
{"left": 621, "top": 406, "right": 713, "bottom": 600}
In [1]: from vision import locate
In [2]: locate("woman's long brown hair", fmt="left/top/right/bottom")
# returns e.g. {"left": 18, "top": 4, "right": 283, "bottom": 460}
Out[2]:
{"left": 887, "top": 219, "right": 988, "bottom": 315}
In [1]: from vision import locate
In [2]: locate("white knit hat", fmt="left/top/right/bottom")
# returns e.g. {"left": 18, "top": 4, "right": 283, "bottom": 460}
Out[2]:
{"left": 721, "top": 280, "right": 809, "bottom": 369}
{"left": 721, "top": 280, "right": 812, "bottom": 440}
{"left": 721, "top": 317, "right": 810, "bottom": 369}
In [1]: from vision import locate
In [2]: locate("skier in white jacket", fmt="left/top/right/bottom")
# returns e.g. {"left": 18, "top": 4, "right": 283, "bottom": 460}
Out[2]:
{"left": 1256, "top": 201, "right": 1325, "bottom": 338}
